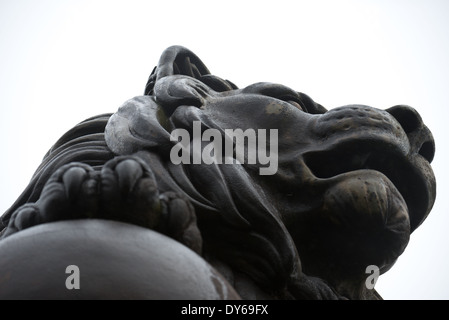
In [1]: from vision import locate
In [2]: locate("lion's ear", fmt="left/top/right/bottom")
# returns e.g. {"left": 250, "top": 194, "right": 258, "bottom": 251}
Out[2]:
{"left": 297, "top": 92, "right": 328, "bottom": 114}
{"left": 153, "top": 75, "right": 214, "bottom": 117}
{"left": 144, "top": 46, "right": 237, "bottom": 116}
{"left": 144, "top": 46, "right": 211, "bottom": 95}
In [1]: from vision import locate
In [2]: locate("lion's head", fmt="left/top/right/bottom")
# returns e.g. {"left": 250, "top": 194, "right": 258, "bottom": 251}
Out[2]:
{"left": 104, "top": 46, "right": 436, "bottom": 298}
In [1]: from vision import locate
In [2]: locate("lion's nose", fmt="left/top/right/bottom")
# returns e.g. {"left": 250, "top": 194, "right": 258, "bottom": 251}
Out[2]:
{"left": 386, "top": 105, "right": 435, "bottom": 163}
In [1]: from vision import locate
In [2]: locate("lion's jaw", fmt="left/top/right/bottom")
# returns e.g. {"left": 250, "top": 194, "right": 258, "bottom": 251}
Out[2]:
{"left": 275, "top": 104, "right": 435, "bottom": 287}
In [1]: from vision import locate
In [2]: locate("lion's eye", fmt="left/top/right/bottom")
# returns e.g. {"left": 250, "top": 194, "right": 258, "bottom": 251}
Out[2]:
{"left": 287, "top": 100, "right": 304, "bottom": 112}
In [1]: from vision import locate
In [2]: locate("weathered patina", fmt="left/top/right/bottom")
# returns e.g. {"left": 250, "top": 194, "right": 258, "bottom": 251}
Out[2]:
{"left": 0, "top": 46, "right": 436, "bottom": 299}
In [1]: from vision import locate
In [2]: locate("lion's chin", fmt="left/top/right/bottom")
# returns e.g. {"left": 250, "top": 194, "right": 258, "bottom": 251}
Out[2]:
{"left": 293, "top": 169, "right": 411, "bottom": 279}
{"left": 323, "top": 170, "right": 410, "bottom": 231}
{"left": 319, "top": 170, "right": 411, "bottom": 272}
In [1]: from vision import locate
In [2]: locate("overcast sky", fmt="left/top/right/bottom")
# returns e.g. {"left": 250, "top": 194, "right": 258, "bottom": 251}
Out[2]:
{"left": 1, "top": 0, "right": 448, "bottom": 299}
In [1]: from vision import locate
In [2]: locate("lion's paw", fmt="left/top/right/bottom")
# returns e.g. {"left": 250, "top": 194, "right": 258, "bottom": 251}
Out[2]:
{"left": 159, "top": 192, "right": 203, "bottom": 254}
{"left": 1, "top": 163, "right": 99, "bottom": 238}
{"left": 98, "top": 156, "right": 202, "bottom": 253}
{"left": 98, "top": 156, "right": 161, "bottom": 229}
{"left": 1, "top": 157, "right": 203, "bottom": 254}
{"left": 1, "top": 204, "right": 40, "bottom": 238}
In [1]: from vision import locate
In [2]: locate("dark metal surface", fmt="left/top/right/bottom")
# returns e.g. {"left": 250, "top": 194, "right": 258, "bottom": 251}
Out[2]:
{"left": 0, "top": 46, "right": 436, "bottom": 299}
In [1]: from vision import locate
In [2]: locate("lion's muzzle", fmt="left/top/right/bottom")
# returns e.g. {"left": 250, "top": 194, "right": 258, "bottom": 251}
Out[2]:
{"left": 307, "top": 104, "right": 435, "bottom": 230}
{"left": 293, "top": 104, "right": 436, "bottom": 277}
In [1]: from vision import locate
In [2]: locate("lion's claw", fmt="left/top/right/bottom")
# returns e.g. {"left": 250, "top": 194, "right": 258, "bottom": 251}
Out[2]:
{"left": 62, "top": 166, "right": 90, "bottom": 201}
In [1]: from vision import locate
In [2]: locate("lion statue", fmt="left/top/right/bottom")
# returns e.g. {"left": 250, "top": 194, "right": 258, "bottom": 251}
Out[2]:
{"left": 0, "top": 46, "right": 436, "bottom": 300}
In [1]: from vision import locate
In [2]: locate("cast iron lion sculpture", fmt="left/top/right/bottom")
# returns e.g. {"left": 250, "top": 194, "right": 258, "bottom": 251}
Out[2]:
{"left": 0, "top": 46, "right": 436, "bottom": 300}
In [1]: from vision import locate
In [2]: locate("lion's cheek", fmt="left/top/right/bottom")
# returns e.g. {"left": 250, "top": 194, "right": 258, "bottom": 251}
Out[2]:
{"left": 320, "top": 170, "right": 410, "bottom": 268}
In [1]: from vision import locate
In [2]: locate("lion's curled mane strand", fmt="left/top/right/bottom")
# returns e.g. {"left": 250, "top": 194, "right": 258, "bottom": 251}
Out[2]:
{"left": 138, "top": 46, "right": 304, "bottom": 296}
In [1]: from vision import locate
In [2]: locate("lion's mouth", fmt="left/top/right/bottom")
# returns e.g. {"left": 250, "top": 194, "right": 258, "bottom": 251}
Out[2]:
{"left": 303, "top": 141, "right": 433, "bottom": 231}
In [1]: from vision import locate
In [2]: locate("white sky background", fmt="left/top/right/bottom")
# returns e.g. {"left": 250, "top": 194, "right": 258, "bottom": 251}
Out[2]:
{"left": 0, "top": 0, "right": 448, "bottom": 299}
